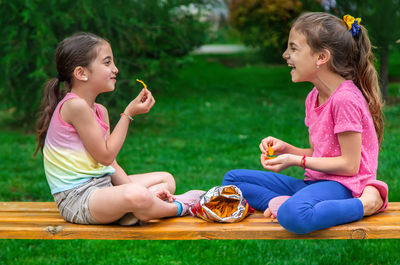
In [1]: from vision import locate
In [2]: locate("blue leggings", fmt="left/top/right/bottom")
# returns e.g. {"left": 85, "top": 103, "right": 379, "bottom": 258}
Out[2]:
{"left": 222, "top": 169, "right": 364, "bottom": 234}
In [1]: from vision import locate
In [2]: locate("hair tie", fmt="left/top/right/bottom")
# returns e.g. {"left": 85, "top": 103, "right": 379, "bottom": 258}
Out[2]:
{"left": 57, "top": 73, "right": 65, "bottom": 82}
{"left": 343, "top": 14, "right": 361, "bottom": 37}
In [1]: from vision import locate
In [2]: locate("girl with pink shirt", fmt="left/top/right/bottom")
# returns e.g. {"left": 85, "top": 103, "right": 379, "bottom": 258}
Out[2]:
{"left": 34, "top": 33, "right": 203, "bottom": 225}
{"left": 222, "top": 12, "right": 388, "bottom": 234}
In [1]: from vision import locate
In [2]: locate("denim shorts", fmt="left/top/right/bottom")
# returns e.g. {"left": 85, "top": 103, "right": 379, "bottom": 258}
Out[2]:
{"left": 53, "top": 176, "right": 112, "bottom": 224}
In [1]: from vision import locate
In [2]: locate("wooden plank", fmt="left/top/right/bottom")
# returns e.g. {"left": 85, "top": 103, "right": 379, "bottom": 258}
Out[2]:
{"left": 0, "top": 202, "right": 399, "bottom": 240}
{"left": 1, "top": 217, "right": 399, "bottom": 240}
{"left": 1, "top": 211, "right": 398, "bottom": 227}
{"left": 0, "top": 202, "right": 58, "bottom": 212}
{"left": 2, "top": 211, "right": 398, "bottom": 227}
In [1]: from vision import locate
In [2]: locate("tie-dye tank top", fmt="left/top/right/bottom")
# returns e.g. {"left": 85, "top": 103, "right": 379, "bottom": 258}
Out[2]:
{"left": 43, "top": 93, "right": 115, "bottom": 194}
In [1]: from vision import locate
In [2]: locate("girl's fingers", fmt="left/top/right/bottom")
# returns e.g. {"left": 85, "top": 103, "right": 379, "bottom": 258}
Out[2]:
{"left": 146, "top": 95, "right": 154, "bottom": 107}
{"left": 265, "top": 157, "right": 278, "bottom": 165}
{"left": 264, "top": 165, "right": 280, "bottom": 172}
{"left": 157, "top": 189, "right": 174, "bottom": 202}
{"left": 261, "top": 137, "right": 275, "bottom": 151}
{"left": 141, "top": 89, "right": 149, "bottom": 101}
{"left": 144, "top": 92, "right": 154, "bottom": 104}
{"left": 167, "top": 192, "right": 175, "bottom": 202}
{"left": 260, "top": 154, "right": 267, "bottom": 164}
{"left": 263, "top": 156, "right": 283, "bottom": 171}
{"left": 139, "top": 88, "right": 147, "bottom": 98}
{"left": 259, "top": 143, "right": 266, "bottom": 153}
{"left": 159, "top": 189, "right": 174, "bottom": 202}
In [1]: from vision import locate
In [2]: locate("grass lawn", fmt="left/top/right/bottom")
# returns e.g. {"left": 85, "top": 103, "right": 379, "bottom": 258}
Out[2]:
{"left": 0, "top": 53, "right": 399, "bottom": 264}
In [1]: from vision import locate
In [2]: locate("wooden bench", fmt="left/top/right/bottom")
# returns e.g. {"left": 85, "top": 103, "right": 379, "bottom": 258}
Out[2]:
{"left": 1, "top": 202, "right": 399, "bottom": 240}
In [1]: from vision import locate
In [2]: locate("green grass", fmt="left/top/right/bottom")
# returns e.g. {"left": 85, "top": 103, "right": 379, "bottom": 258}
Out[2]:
{"left": 1, "top": 54, "right": 400, "bottom": 264}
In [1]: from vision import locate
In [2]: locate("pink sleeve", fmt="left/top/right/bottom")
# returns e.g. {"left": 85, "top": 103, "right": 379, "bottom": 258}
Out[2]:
{"left": 332, "top": 93, "right": 363, "bottom": 134}
{"left": 304, "top": 89, "right": 315, "bottom": 127}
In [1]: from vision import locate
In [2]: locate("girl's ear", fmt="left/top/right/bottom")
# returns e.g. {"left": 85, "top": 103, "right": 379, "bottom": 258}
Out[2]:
{"left": 316, "top": 49, "right": 331, "bottom": 67}
{"left": 73, "top": 66, "right": 88, "bottom": 81}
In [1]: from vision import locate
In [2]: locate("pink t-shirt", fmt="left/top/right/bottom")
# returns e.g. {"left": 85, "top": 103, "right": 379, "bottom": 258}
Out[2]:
{"left": 304, "top": 80, "right": 379, "bottom": 197}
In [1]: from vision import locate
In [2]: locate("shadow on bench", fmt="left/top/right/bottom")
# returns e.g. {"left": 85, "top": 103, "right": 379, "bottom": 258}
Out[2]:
{"left": 1, "top": 202, "right": 399, "bottom": 240}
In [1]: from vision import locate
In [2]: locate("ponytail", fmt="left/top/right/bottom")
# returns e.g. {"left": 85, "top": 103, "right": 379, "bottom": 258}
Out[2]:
{"left": 352, "top": 26, "right": 384, "bottom": 147}
{"left": 33, "top": 78, "right": 66, "bottom": 156}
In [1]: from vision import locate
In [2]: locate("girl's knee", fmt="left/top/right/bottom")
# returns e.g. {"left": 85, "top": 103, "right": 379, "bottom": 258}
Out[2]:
{"left": 222, "top": 169, "right": 242, "bottom": 184}
{"left": 123, "top": 184, "right": 154, "bottom": 210}
{"left": 277, "top": 201, "right": 313, "bottom": 234}
{"left": 160, "top": 171, "right": 176, "bottom": 193}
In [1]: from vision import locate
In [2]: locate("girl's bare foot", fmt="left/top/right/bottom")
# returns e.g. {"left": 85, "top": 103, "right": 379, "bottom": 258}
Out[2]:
{"left": 118, "top": 212, "right": 139, "bottom": 226}
{"left": 263, "top": 208, "right": 276, "bottom": 219}
{"left": 267, "top": 195, "right": 291, "bottom": 218}
{"left": 358, "top": 185, "right": 384, "bottom": 216}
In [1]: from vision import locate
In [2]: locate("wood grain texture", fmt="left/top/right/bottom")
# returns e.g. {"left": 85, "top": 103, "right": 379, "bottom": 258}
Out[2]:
{"left": 0, "top": 202, "right": 399, "bottom": 240}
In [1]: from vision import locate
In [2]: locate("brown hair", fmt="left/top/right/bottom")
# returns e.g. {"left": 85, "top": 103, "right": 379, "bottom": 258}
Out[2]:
{"left": 292, "top": 12, "right": 384, "bottom": 147}
{"left": 34, "top": 32, "right": 107, "bottom": 155}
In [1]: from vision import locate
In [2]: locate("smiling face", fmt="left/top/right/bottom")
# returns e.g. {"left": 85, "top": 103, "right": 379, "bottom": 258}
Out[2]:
{"left": 282, "top": 28, "right": 320, "bottom": 83}
{"left": 86, "top": 42, "right": 119, "bottom": 93}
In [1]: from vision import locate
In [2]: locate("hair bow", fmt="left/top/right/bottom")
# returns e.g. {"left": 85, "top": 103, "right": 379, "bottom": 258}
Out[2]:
{"left": 343, "top": 14, "right": 361, "bottom": 37}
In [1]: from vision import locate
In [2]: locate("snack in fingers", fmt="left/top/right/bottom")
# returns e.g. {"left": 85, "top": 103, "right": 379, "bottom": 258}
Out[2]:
{"left": 136, "top": 79, "right": 147, "bottom": 90}
{"left": 265, "top": 144, "right": 276, "bottom": 160}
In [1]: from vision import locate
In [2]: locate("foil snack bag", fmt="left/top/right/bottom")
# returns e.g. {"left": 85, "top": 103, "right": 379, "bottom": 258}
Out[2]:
{"left": 190, "top": 185, "right": 254, "bottom": 223}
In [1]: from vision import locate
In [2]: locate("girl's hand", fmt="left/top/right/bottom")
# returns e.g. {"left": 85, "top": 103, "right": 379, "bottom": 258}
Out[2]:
{"left": 260, "top": 153, "right": 300, "bottom": 172}
{"left": 155, "top": 189, "right": 175, "bottom": 202}
{"left": 125, "top": 89, "right": 155, "bottom": 117}
{"left": 259, "top": 136, "right": 288, "bottom": 156}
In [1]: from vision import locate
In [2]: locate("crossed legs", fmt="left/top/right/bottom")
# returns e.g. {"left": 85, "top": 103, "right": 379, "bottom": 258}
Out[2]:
{"left": 222, "top": 169, "right": 385, "bottom": 234}
{"left": 89, "top": 172, "right": 179, "bottom": 223}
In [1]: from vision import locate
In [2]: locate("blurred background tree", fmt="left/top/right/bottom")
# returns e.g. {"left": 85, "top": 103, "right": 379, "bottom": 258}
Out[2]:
{"left": 227, "top": 0, "right": 303, "bottom": 62}
{"left": 333, "top": 0, "right": 400, "bottom": 101}
{"left": 226, "top": 0, "right": 400, "bottom": 100}
{"left": 1, "top": 0, "right": 398, "bottom": 128}
{"left": 0, "top": 0, "right": 215, "bottom": 128}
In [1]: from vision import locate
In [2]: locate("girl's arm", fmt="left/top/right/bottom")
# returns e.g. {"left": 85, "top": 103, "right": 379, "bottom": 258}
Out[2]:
{"left": 110, "top": 160, "right": 131, "bottom": 185}
{"left": 262, "top": 131, "right": 361, "bottom": 176}
{"left": 303, "top": 131, "right": 361, "bottom": 175}
{"left": 100, "top": 104, "right": 132, "bottom": 186}
{"left": 62, "top": 89, "right": 154, "bottom": 166}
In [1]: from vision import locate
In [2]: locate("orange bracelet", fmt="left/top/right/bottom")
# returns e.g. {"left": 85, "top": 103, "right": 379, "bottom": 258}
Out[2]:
{"left": 301, "top": 155, "right": 306, "bottom": 169}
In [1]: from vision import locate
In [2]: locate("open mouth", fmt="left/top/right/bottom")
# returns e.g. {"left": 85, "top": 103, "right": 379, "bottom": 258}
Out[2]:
{"left": 287, "top": 63, "right": 296, "bottom": 75}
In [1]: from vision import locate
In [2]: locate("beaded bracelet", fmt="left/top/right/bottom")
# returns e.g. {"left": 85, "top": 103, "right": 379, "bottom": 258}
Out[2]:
{"left": 120, "top": 112, "right": 133, "bottom": 122}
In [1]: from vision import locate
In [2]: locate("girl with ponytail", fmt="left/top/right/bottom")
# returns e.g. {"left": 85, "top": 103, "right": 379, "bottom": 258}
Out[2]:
{"left": 222, "top": 12, "right": 388, "bottom": 234}
{"left": 35, "top": 33, "right": 203, "bottom": 225}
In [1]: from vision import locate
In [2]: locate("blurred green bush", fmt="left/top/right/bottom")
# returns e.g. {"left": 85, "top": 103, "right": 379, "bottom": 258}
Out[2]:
{"left": 0, "top": 0, "right": 213, "bottom": 128}
{"left": 228, "top": 0, "right": 303, "bottom": 62}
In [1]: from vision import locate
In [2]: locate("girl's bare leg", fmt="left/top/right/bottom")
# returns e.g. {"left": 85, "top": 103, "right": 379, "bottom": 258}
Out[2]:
{"left": 88, "top": 182, "right": 178, "bottom": 223}
{"left": 358, "top": 185, "right": 384, "bottom": 216}
{"left": 128, "top": 171, "right": 176, "bottom": 194}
